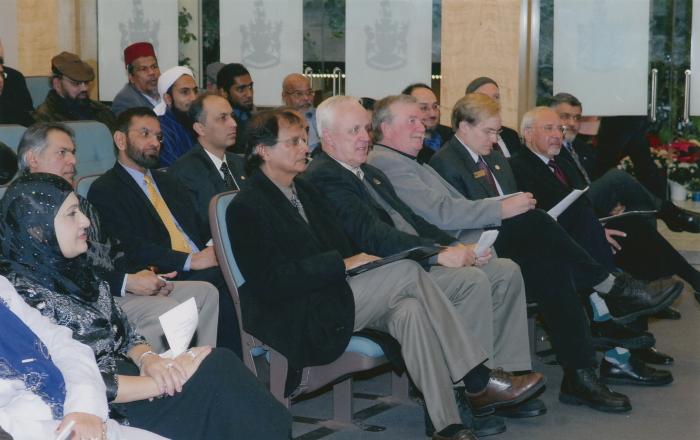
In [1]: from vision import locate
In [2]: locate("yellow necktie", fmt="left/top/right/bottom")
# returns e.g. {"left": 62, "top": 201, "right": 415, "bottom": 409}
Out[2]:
{"left": 143, "top": 174, "right": 193, "bottom": 253}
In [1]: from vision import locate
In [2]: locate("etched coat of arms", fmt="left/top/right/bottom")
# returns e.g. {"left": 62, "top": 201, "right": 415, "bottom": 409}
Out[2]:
{"left": 240, "top": 0, "right": 282, "bottom": 69}
{"left": 118, "top": 0, "right": 161, "bottom": 56}
{"left": 365, "top": 0, "right": 409, "bottom": 71}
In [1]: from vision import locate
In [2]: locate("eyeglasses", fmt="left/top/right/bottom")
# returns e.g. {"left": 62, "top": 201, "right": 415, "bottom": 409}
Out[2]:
{"left": 534, "top": 124, "right": 567, "bottom": 134}
{"left": 285, "top": 89, "right": 314, "bottom": 99}
{"left": 133, "top": 63, "right": 159, "bottom": 74}
{"left": 63, "top": 77, "right": 91, "bottom": 87}
{"left": 481, "top": 127, "right": 503, "bottom": 137}
{"left": 128, "top": 128, "right": 164, "bottom": 143}
{"left": 276, "top": 136, "right": 307, "bottom": 148}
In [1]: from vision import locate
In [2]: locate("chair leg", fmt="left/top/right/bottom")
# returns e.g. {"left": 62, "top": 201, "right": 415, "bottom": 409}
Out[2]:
{"left": 391, "top": 371, "right": 410, "bottom": 401}
{"left": 332, "top": 378, "right": 353, "bottom": 423}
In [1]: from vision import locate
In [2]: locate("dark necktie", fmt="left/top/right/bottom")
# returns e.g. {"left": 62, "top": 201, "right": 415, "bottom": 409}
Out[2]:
{"left": 477, "top": 156, "right": 499, "bottom": 195}
{"left": 548, "top": 159, "right": 569, "bottom": 187}
{"left": 220, "top": 162, "right": 239, "bottom": 190}
{"left": 563, "top": 142, "right": 591, "bottom": 184}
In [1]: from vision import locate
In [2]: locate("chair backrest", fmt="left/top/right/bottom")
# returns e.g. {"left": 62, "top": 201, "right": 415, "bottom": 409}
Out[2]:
{"left": 209, "top": 191, "right": 261, "bottom": 373}
{"left": 25, "top": 76, "right": 51, "bottom": 108}
{"left": 0, "top": 124, "right": 27, "bottom": 152}
{"left": 75, "top": 174, "right": 102, "bottom": 198}
{"left": 63, "top": 121, "right": 115, "bottom": 178}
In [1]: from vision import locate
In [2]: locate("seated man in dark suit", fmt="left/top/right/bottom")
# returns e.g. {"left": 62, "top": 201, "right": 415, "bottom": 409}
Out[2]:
{"left": 367, "top": 94, "right": 671, "bottom": 406}
{"left": 17, "top": 121, "right": 220, "bottom": 353}
{"left": 511, "top": 106, "right": 699, "bottom": 320}
{"left": 87, "top": 107, "right": 241, "bottom": 356}
{"left": 549, "top": 92, "right": 700, "bottom": 233}
{"left": 464, "top": 77, "right": 521, "bottom": 157}
{"left": 228, "top": 108, "right": 545, "bottom": 440}
{"left": 0, "top": 42, "right": 35, "bottom": 126}
{"left": 401, "top": 83, "right": 454, "bottom": 163}
{"left": 169, "top": 93, "right": 247, "bottom": 235}
{"left": 429, "top": 95, "right": 684, "bottom": 372}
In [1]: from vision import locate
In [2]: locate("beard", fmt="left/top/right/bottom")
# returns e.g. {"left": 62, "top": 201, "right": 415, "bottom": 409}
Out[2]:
{"left": 126, "top": 140, "right": 160, "bottom": 169}
{"left": 171, "top": 106, "right": 197, "bottom": 138}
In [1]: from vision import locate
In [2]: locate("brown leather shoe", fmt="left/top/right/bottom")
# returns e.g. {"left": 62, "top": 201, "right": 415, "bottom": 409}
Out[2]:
{"left": 431, "top": 424, "right": 478, "bottom": 440}
{"left": 467, "top": 369, "right": 546, "bottom": 412}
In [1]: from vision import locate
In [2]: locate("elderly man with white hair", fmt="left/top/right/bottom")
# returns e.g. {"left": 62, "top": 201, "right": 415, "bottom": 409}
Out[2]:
{"left": 155, "top": 66, "right": 199, "bottom": 167}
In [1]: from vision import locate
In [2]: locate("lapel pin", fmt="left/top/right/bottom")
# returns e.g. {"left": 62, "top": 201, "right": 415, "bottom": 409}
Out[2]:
{"left": 372, "top": 177, "right": 381, "bottom": 185}
{"left": 494, "top": 164, "right": 501, "bottom": 170}
{"left": 240, "top": 175, "right": 246, "bottom": 180}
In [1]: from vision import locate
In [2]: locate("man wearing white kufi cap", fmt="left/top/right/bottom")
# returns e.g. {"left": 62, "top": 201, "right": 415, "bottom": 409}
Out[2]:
{"left": 156, "top": 66, "right": 199, "bottom": 166}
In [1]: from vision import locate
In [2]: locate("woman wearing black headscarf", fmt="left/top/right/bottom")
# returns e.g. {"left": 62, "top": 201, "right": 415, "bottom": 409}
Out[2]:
{"left": 0, "top": 173, "right": 291, "bottom": 440}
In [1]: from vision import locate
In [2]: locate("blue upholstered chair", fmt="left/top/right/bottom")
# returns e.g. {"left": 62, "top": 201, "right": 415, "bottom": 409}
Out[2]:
{"left": 0, "top": 124, "right": 27, "bottom": 152}
{"left": 63, "top": 121, "right": 115, "bottom": 178}
{"left": 209, "top": 191, "right": 409, "bottom": 428}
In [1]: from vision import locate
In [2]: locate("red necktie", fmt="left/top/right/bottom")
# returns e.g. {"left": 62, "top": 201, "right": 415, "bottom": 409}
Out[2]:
{"left": 548, "top": 159, "right": 569, "bottom": 186}
{"left": 477, "top": 156, "right": 499, "bottom": 195}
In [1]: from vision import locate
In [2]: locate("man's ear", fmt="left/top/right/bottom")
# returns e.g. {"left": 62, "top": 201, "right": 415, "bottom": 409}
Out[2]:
{"left": 25, "top": 150, "right": 38, "bottom": 170}
{"left": 113, "top": 131, "right": 127, "bottom": 152}
{"left": 193, "top": 121, "right": 205, "bottom": 138}
{"left": 218, "top": 87, "right": 229, "bottom": 99}
{"left": 163, "top": 93, "right": 173, "bottom": 107}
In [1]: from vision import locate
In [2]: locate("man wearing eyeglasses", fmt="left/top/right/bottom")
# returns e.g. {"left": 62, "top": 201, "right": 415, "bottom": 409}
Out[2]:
{"left": 550, "top": 92, "right": 700, "bottom": 234}
{"left": 170, "top": 93, "right": 247, "bottom": 234}
{"left": 33, "top": 52, "right": 117, "bottom": 131}
{"left": 111, "top": 42, "right": 161, "bottom": 117}
{"left": 88, "top": 107, "right": 243, "bottom": 357}
{"left": 217, "top": 63, "right": 255, "bottom": 154}
{"left": 402, "top": 83, "right": 453, "bottom": 164}
{"left": 0, "top": 39, "right": 34, "bottom": 126}
{"left": 281, "top": 73, "right": 320, "bottom": 151}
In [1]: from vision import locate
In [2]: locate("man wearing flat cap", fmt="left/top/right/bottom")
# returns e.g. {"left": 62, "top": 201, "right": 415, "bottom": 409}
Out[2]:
{"left": 111, "top": 42, "right": 161, "bottom": 116}
{"left": 33, "top": 51, "right": 116, "bottom": 131}
{"left": 155, "top": 66, "right": 199, "bottom": 166}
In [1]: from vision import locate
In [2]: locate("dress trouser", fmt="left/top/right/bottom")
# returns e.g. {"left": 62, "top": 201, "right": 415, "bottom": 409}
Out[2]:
{"left": 349, "top": 260, "right": 488, "bottom": 432}
{"left": 116, "top": 280, "right": 220, "bottom": 353}
{"left": 177, "top": 267, "right": 242, "bottom": 358}
{"left": 429, "top": 259, "right": 532, "bottom": 372}
{"left": 587, "top": 168, "right": 661, "bottom": 219}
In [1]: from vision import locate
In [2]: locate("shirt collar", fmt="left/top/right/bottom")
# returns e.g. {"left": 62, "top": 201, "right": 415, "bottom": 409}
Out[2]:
{"left": 119, "top": 161, "right": 151, "bottom": 187}
{"left": 374, "top": 143, "right": 417, "bottom": 161}
{"left": 530, "top": 148, "right": 553, "bottom": 165}
{"left": 203, "top": 147, "right": 227, "bottom": 174}
{"left": 454, "top": 134, "right": 481, "bottom": 163}
{"left": 329, "top": 155, "right": 364, "bottom": 180}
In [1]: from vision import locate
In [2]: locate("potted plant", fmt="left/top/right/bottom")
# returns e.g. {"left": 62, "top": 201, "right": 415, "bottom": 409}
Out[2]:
{"left": 687, "top": 178, "right": 700, "bottom": 202}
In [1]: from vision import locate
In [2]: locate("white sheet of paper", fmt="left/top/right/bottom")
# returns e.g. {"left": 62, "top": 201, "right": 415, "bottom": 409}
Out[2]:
{"left": 484, "top": 191, "right": 523, "bottom": 202}
{"left": 474, "top": 230, "right": 499, "bottom": 257}
{"left": 158, "top": 297, "right": 198, "bottom": 357}
{"left": 548, "top": 187, "right": 589, "bottom": 219}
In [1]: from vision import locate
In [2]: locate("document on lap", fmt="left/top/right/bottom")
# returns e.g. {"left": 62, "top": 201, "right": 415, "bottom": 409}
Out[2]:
{"left": 548, "top": 187, "right": 589, "bottom": 220}
{"left": 598, "top": 210, "right": 658, "bottom": 223}
{"left": 159, "top": 297, "right": 198, "bottom": 357}
{"left": 474, "top": 230, "right": 499, "bottom": 257}
{"left": 346, "top": 245, "right": 442, "bottom": 277}
{"left": 485, "top": 191, "right": 523, "bottom": 201}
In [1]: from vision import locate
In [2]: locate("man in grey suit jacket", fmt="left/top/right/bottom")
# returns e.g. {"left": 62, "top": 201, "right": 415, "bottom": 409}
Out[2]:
{"left": 111, "top": 42, "right": 161, "bottom": 116}
{"left": 169, "top": 93, "right": 247, "bottom": 236}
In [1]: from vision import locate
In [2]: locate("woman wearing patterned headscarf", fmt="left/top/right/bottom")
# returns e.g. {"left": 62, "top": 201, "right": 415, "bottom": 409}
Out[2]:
{"left": 0, "top": 173, "right": 291, "bottom": 440}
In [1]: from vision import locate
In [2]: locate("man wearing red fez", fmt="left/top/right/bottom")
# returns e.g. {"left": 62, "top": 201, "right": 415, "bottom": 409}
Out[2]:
{"left": 111, "top": 42, "right": 161, "bottom": 116}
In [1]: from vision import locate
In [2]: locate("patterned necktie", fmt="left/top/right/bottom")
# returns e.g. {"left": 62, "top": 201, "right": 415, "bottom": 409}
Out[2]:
{"left": 547, "top": 159, "right": 570, "bottom": 187}
{"left": 220, "top": 162, "right": 239, "bottom": 190}
{"left": 477, "top": 156, "right": 498, "bottom": 195}
{"left": 143, "top": 174, "right": 193, "bottom": 253}
{"left": 563, "top": 142, "right": 591, "bottom": 184}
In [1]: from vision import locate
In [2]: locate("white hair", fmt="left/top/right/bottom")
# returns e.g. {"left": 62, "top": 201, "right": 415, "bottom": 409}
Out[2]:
{"left": 316, "top": 95, "right": 361, "bottom": 140}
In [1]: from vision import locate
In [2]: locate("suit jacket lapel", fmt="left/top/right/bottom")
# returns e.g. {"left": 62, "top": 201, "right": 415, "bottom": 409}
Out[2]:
{"left": 194, "top": 146, "right": 228, "bottom": 192}
{"left": 448, "top": 139, "right": 497, "bottom": 197}
{"left": 113, "top": 163, "right": 164, "bottom": 227}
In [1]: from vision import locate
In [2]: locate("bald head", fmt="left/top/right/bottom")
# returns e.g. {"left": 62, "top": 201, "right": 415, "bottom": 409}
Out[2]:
{"left": 282, "top": 73, "right": 314, "bottom": 111}
{"left": 520, "top": 106, "right": 565, "bottom": 159}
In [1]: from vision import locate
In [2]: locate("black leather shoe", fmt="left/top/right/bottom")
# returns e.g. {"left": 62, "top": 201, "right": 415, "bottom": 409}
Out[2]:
{"left": 631, "top": 347, "right": 674, "bottom": 365}
{"left": 606, "top": 274, "right": 683, "bottom": 324}
{"left": 659, "top": 202, "right": 700, "bottom": 233}
{"left": 559, "top": 368, "right": 631, "bottom": 413}
{"left": 600, "top": 357, "right": 673, "bottom": 386}
{"left": 495, "top": 398, "right": 547, "bottom": 418}
{"left": 652, "top": 306, "right": 681, "bottom": 320}
{"left": 431, "top": 424, "right": 478, "bottom": 440}
{"left": 590, "top": 320, "right": 655, "bottom": 350}
{"left": 424, "top": 389, "right": 506, "bottom": 437}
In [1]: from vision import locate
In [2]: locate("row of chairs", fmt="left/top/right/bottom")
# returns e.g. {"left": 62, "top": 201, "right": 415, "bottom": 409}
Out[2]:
{"left": 0, "top": 121, "right": 116, "bottom": 178}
